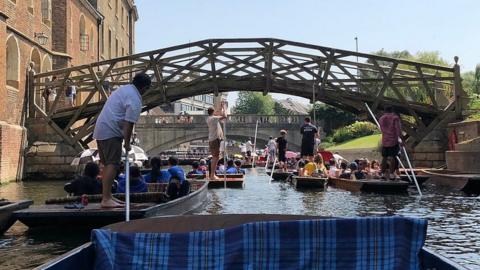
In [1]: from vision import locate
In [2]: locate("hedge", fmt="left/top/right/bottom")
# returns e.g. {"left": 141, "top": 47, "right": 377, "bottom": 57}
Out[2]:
{"left": 332, "top": 121, "right": 379, "bottom": 143}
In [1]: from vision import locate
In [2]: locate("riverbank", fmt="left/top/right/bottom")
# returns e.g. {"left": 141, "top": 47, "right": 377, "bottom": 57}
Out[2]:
{"left": 326, "top": 134, "right": 381, "bottom": 161}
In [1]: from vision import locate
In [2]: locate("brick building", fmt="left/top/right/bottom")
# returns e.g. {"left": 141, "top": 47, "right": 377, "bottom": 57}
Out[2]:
{"left": 0, "top": 0, "right": 138, "bottom": 183}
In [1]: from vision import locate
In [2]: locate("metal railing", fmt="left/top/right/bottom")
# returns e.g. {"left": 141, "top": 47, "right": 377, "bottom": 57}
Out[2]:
{"left": 137, "top": 114, "right": 307, "bottom": 126}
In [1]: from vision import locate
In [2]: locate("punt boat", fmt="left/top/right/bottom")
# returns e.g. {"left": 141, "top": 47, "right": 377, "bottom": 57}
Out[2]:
{"left": 207, "top": 174, "right": 245, "bottom": 188}
{"left": 291, "top": 176, "right": 328, "bottom": 189}
{"left": 421, "top": 169, "right": 480, "bottom": 195}
{"left": 36, "top": 214, "right": 466, "bottom": 270}
{"left": 400, "top": 174, "right": 430, "bottom": 185}
{"left": 328, "top": 176, "right": 409, "bottom": 194}
{"left": 13, "top": 181, "right": 208, "bottom": 230}
{"left": 266, "top": 170, "right": 294, "bottom": 181}
{"left": 0, "top": 199, "right": 33, "bottom": 234}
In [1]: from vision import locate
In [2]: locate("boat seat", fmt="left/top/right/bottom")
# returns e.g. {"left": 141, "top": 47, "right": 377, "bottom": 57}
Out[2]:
{"left": 92, "top": 216, "right": 427, "bottom": 269}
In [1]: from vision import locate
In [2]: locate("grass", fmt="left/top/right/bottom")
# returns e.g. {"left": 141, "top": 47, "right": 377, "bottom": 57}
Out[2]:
{"left": 326, "top": 134, "right": 381, "bottom": 150}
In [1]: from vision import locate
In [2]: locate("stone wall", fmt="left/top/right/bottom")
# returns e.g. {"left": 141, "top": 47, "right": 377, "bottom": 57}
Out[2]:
{"left": 24, "top": 141, "right": 77, "bottom": 180}
{"left": 445, "top": 120, "right": 480, "bottom": 173}
{"left": 0, "top": 121, "right": 26, "bottom": 182}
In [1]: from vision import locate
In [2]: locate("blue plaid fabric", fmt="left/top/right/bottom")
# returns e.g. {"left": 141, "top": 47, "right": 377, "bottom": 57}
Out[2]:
{"left": 92, "top": 216, "right": 427, "bottom": 270}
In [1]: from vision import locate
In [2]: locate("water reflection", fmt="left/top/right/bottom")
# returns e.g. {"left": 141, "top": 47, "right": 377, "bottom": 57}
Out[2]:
{"left": 0, "top": 169, "right": 479, "bottom": 269}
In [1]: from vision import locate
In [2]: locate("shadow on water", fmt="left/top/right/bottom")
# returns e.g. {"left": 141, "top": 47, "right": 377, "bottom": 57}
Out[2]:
{"left": 0, "top": 169, "right": 479, "bottom": 269}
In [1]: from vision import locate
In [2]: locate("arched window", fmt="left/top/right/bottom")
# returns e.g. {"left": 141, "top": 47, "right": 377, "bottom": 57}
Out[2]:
{"left": 42, "top": 55, "right": 52, "bottom": 73}
{"left": 30, "top": 48, "right": 42, "bottom": 74}
{"left": 79, "top": 15, "right": 88, "bottom": 51}
{"left": 6, "top": 36, "right": 20, "bottom": 89}
{"left": 41, "top": 0, "right": 52, "bottom": 26}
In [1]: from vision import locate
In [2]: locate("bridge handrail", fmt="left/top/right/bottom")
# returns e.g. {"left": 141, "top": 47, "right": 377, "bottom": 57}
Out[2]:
{"left": 137, "top": 114, "right": 308, "bottom": 125}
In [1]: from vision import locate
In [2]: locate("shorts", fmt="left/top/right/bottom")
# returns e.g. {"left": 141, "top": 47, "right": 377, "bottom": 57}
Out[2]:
{"left": 97, "top": 137, "right": 123, "bottom": 166}
{"left": 382, "top": 145, "right": 400, "bottom": 157}
{"left": 301, "top": 144, "right": 315, "bottom": 157}
{"left": 278, "top": 151, "right": 286, "bottom": 162}
{"left": 209, "top": 139, "right": 221, "bottom": 157}
{"left": 246, "top": 151, "right": 252, "bottom": 157}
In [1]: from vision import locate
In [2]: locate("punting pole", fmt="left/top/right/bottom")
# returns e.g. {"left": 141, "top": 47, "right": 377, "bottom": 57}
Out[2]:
{"left": 269, "top": 158, "right": 277, "bottom": 183}
{"left": 223, "top": 119, "right": 227, "bottom": 189}
{"left": 125, "top": 152, "right": 130, "bottom": 221}
{"left": 252, "top": 119, "right": 259, "bottom": 167}
{"left": 364, "top": 103, "right": 422, "bottom": 196}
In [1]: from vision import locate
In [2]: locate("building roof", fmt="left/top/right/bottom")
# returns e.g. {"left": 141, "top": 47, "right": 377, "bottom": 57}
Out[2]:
{"left": 276, "top": 98, "right": 311, "bottom": 115}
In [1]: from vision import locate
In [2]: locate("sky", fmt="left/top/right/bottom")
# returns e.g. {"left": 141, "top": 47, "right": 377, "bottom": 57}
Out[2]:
{"left": 134, "top": 0, "right": 479, "bottom": 105}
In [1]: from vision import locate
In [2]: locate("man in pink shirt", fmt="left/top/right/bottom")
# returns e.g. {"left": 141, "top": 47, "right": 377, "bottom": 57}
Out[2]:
{"left": 379, "top": 106, "right": 402, "bottom": 180}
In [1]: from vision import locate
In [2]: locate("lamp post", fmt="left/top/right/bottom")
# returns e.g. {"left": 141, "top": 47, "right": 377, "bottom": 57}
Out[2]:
{"left": 34, "top": 32, "right": 48, "bottom": 45}
{"left": 354, "top": 36, "right": 360, "bottom": 92}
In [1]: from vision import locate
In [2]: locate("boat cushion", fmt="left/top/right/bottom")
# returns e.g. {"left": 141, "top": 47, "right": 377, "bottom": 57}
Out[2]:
{"left": 92, "top": 216, "right": 427, "bottom": 270}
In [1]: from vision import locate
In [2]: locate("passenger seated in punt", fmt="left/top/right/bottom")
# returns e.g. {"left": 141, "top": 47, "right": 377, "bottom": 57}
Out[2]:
{"left": 328, "top": 158, "right": 339, "bottom": 178}
{"left": 349, "top": 162, "right": 366, "bottom": 180}
{"left": 339, "top": 161, "right": 351, "bottom": 179}
{"left": 166, "top": 176, "right": 190, "bottom": 200}
{"left": 225, "top": 159, "right": 239, "bottom": 174}
{"left": 216, "top": 159, "right": 226, "bottom": 174}
{"left": 297, "top": 160, "right": 306, "bottom": 176}
{"left": 167, "top": 156, "right": 186, "bottom": 183}
{"left": 117, "top": 166, "right": 148, "bottom": 193}
{"left": 198, "top": 159, "right": 208, "bottom": 172}
{"left": 304, "top": 154, "right": 328, "bottom": 177}
{"left": 64, "top": 162, "right": 102, "bottom": 196}
{"left": 143, "top": 157, "right": 171, "bottom": 183}
{"left": 186, "top": 161, "right": 205, "bottom": 177}
{"left": 234, "top": 159, "right": 246, "bottom": 174}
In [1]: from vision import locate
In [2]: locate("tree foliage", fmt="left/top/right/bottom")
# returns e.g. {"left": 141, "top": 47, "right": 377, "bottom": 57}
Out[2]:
{"left": 310, "top": 103, "right": 356, "bottom": 135}
{"left": 233, "top": 92, "right": 275, "bottom": 114}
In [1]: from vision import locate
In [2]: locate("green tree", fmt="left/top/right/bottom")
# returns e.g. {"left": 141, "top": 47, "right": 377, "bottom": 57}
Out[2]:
{"left": 310, "top": 103, "right": 356, "bottom": 135}
{"left": 233, "top": 92, "right": 275, "bottom": 114}
{"left": 274, "top": 101, "right": 291, "bottom": 115}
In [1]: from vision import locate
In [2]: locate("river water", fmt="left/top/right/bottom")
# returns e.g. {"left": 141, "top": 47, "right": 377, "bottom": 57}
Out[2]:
{"left": 0, "top": 167, "right": 479, "bottom": 269}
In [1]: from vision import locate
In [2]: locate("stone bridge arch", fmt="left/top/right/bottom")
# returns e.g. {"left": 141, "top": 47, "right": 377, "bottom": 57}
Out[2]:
{"left": 136, "top": 115, "right": 303, "bottom": 155}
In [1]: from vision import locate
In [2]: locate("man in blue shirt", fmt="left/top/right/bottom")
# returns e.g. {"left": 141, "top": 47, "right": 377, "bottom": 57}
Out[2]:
{"left": 167, "top": 157, "right": 185, "bottom": 182}
{"left": 225, "top": 159, "right": 238, "bottom": 174}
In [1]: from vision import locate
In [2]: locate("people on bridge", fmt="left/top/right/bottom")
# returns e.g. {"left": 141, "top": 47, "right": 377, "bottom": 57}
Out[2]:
{"left": 266, "top": 136, "right": 277, "bottom": 165}
{"left": 206, "top": 101, "right": 227, "bottom": 180}
{"left": 187, "top": 161, "right": 206, "bottom": 177}
{"left": 65, "top": 79, "right": 77, "bottom": 107}
{"left": 300, "top": 117, "right": 319, "bottom": 159}
{"left": 64, "top": 162, "right": 102, "bottom": 196}
{"left": 93, "top": 72, "right": 151, "bottom": 208}
{"left": 143, "top": 157, "right": 171, "bottom": 183}
{"left": 276, "top": 130, "right": 288, "bottom": 172}
{"left": 117, "top": 165, "right": 148, "bottom": 193}
{"left": 379, "top": 106, "right": 402, "bottom": 180}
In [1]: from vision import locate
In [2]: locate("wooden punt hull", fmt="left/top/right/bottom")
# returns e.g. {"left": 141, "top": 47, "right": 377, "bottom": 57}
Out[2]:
{"left": 421, "top": 170, "right": 480, "bottom": 195}
{"left": 266, "top": 170, "right": 293, "bottom": 181}
{"left": 208, "top": 175, "right": 245, "bottom": 189}
{"left": 240, "top": 163, "right": 254, "bottom": 168}
{"left": 292, "top": 176, "right": 327, "bottom": 189}
{"left": 400, "top": 174, "right": 430, "bottom": 185}
{"left": 14, "top": 181, "right": 208, "bottom": 230}
{"left": 328, "top": 177, "right": 409, "bottom": 194}
{"left": 0, "top": 200, "right": 33, "bottom": 234}
{"left": 37, "top": 215, "right": 466, "bottom": 270}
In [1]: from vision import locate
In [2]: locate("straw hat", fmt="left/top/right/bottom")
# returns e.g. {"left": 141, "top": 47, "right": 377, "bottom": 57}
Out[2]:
{"left": 280, "top": 129, "right": 287, "bottom": 134}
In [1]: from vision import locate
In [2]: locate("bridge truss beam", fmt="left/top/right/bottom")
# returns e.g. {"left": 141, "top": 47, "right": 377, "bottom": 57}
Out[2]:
{"left": 30, "top": 38, "right": 466, "bottom": 150}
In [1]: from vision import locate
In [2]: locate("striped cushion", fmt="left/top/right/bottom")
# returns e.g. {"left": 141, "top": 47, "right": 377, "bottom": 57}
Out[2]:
{"left": 92, "top": 216, "right": 427, "bottom": 270}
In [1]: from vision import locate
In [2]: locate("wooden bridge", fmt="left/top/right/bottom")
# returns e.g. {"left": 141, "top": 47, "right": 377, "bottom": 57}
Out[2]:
{"left": 29, "top": 38, "right": 467, "bottom": 151}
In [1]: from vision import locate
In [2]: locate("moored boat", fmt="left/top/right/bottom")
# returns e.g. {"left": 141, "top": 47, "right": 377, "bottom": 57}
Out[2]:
{"left": 36, "top": 214, "right": 467, "bottom": 270}
{"left": 208, "top": 174, "right": 245, "bottom": 188}
{"left": 328, "top": 177, "right": 409, "bottom": 194}
{"left": 0, "top": 199, "right": 33, "bottom": 234}
{"left": 291, "top": 176, "right": 327, "bottom": 189}
{"left": 14, "top": 181, "right": 208, "bottom": 230}
{"left": 421, "top": 169, "right": 480, "bottom": 195}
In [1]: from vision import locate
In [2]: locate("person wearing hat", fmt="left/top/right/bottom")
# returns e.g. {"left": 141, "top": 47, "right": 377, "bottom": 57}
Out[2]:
{"left": 276, "top": 130, "right": 288, "bottom": 172}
